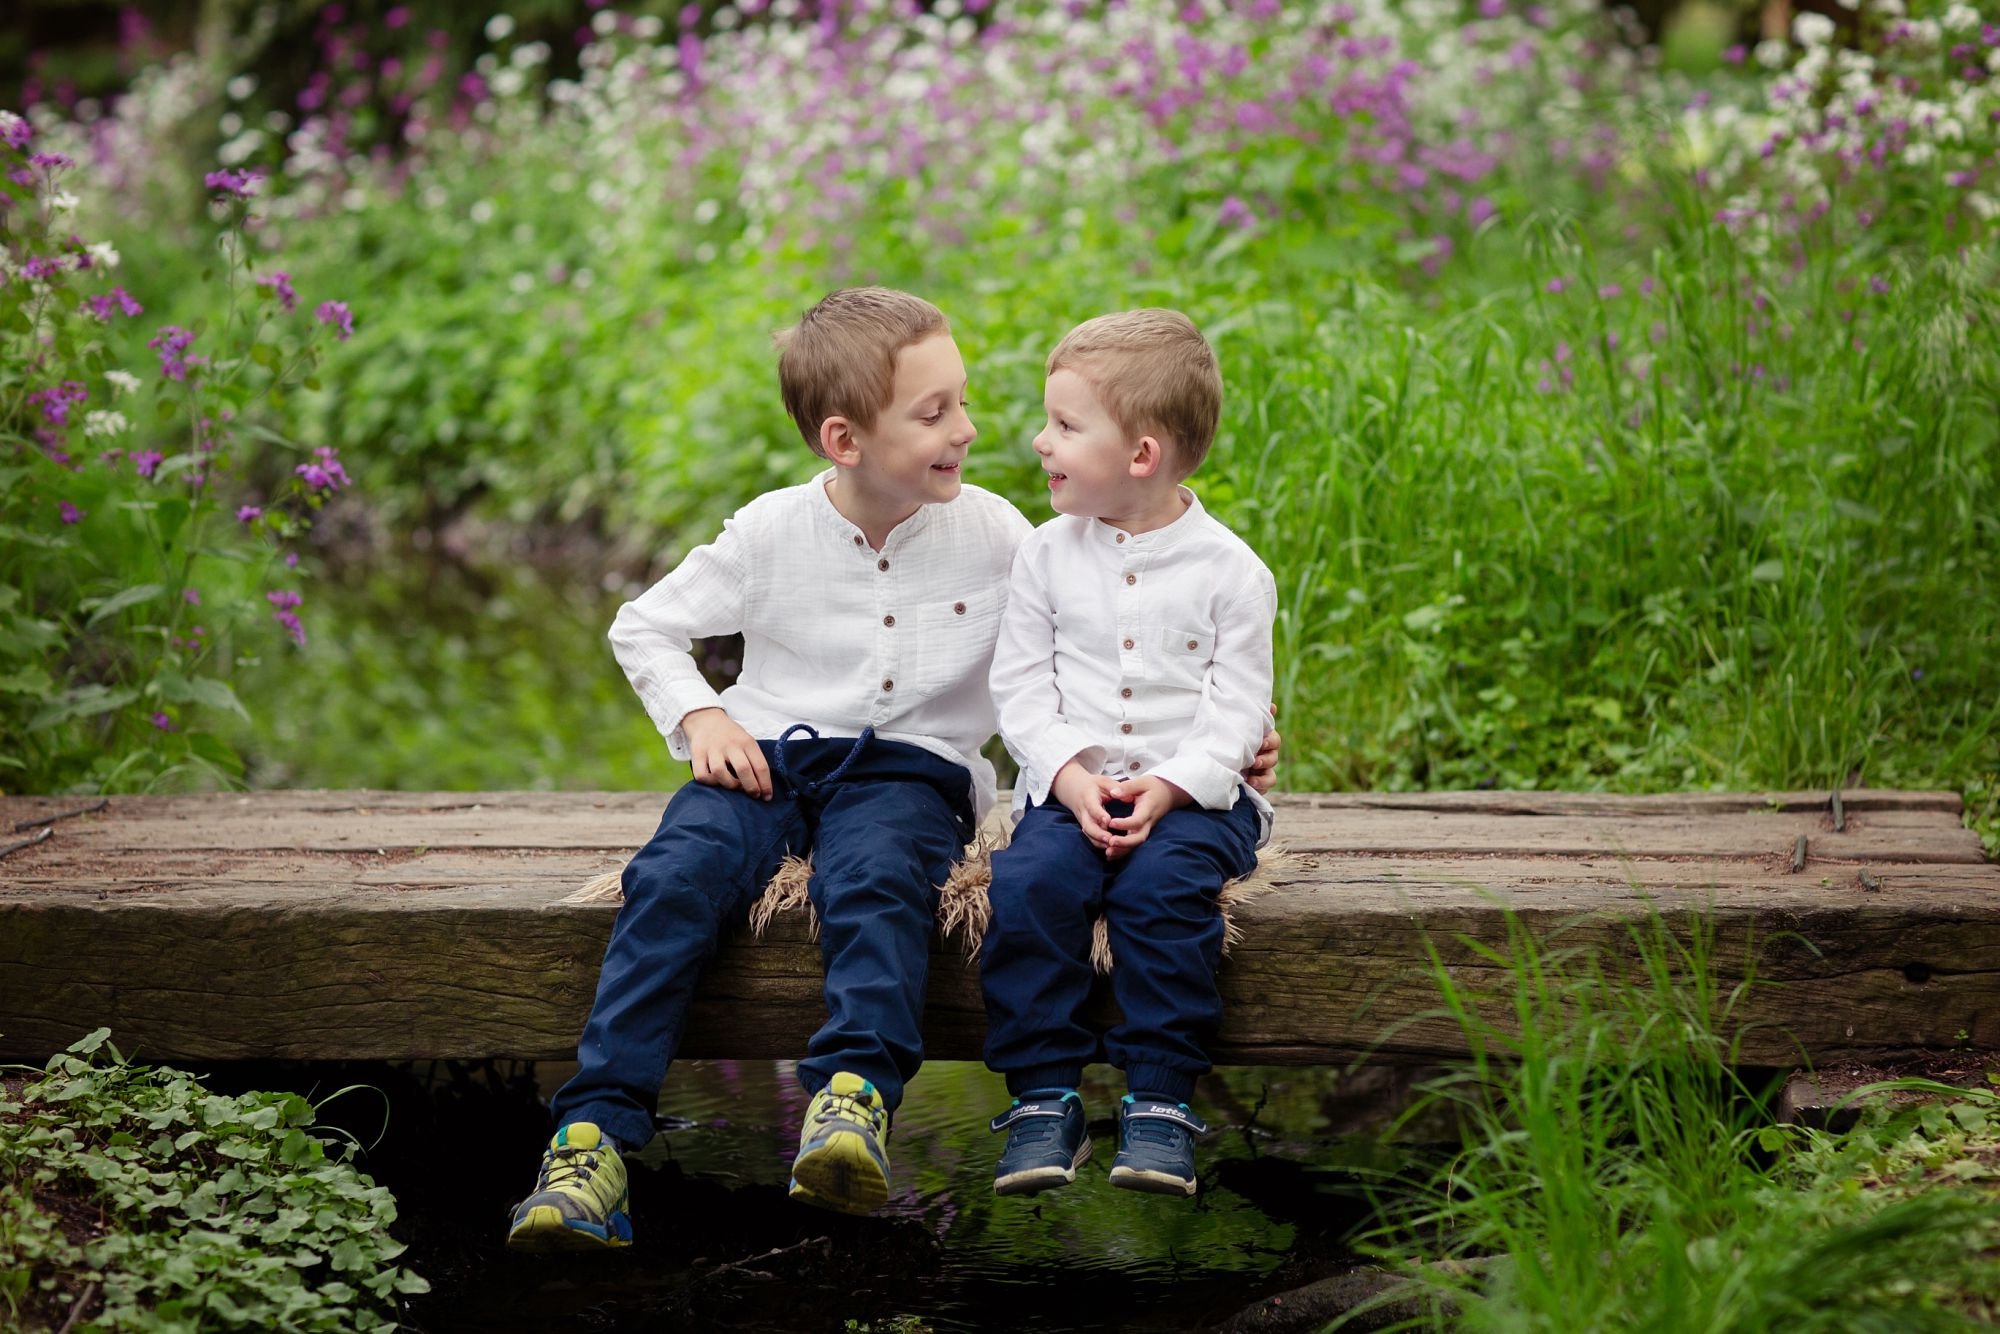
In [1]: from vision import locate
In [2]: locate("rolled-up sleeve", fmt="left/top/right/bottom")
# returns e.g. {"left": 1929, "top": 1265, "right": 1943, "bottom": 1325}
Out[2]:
{"left": 608, "top": 513, "right": 752, "bottom": 760}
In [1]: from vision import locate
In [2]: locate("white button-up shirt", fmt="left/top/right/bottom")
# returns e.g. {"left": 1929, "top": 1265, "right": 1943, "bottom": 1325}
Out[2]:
{"left": 609, "top": 470, "right": 1032, "bottom": 817}
{"left": 990, "top": 490, "right": 1276, "bottom": 845}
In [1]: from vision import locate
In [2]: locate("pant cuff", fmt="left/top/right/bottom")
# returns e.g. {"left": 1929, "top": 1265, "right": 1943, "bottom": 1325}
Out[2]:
{"left": 1004, "top": 1063, "right": 1085, "bottom": 1098}
{"left": 1124, "top": 1064, "right": 1198, "bottom": 1104}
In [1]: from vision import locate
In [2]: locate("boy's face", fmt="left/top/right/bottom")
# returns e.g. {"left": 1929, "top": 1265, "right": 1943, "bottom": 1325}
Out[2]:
{"left": 845, "top": 333, "right": 975, "bottom": 510}
{"left": 1033, "top": 367, "right": 1146, "bottom": 519}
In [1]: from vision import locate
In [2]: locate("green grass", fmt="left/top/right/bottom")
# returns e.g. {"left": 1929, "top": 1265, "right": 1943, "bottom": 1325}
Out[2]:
{"left": 1348, "top": 911, "right": 2000, "bottom": 1330}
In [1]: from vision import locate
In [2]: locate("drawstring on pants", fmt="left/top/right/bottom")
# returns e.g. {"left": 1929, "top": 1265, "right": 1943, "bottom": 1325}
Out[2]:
{"left": 773, "top": 724, "right": 875, "bottom": 832}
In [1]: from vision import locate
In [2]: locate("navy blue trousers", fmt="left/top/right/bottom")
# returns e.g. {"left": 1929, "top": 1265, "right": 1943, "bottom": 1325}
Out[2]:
{"left": 980, "top": 796, "right": 1262, "bottom": 1104}
{"left": 550, "top": 736, "right": 973, "bottom": 1152}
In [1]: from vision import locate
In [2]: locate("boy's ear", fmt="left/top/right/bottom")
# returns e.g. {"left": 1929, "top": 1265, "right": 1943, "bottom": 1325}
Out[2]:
{"left": 1128, "top": 434, "right": 1166, "bottom": 480}
{"left": 820, "top": 416, "right": 861, "bottom": 467}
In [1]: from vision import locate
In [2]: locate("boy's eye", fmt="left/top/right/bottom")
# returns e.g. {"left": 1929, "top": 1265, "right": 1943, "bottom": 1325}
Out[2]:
{"left": 922, "top": 411, "right": 943, "bottom": 425}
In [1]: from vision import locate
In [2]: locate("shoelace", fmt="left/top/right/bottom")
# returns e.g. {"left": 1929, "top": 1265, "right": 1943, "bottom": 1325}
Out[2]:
{"left": 814, "top": 1089, "right": 885, "bottom": 1134}
{"left": 1124, "top": 1116, "right": 1190, "bottom": 1151}
{"left": 542, "top": 1144, "right": 602, "bottom": 1188}
{"left": 1006, "top": 1114, "right": 1067, "bottom": 1149}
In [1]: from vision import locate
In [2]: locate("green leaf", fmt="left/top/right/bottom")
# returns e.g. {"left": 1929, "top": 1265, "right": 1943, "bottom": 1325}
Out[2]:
{"left": 84, "top": 583, "right": 165, "bottom": 628}
{"left": 250, "top": 342, "right": 279, "bottom": 369}
{"left": 29, "top": 685, "right": 141, "bottom": 731}
{"left": 1749, "top": 559, "right": 1786, "bottom": 583}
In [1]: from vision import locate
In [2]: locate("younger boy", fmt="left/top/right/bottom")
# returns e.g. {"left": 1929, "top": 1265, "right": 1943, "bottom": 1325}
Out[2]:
{"left": 980, "top": 309, "right": 1275, "bottom": 1199}
{"left": 507, "top": 287, "right": 1029, "bottom": 1246}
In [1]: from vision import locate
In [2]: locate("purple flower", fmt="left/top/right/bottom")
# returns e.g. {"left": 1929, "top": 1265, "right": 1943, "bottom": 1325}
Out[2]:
{"left": 203, "top": 167, "right": 263, "bottom": 199}
{"left": 184, "top": 588, "right": 201, "bottom": 605}
{"left": 27, "top": 381, "right": 88, "bottom": 427}
{"left": 1216, "top": 195, "right": 1257, "bottom": 229}
{"left": 236, "top": 505, "right": 263, "bottom": 523}
{"left": 29, "top": 152, "right": 75, "bottom": 170}
{"left": 85, "top": 288, "right": 144, "bottom": 320}
{"left": 152, "top": 711, "right": 177, "bottom": 731}
{"left": 1722, "top": 44, "right": 1746, "bottom": 65}
{"left": 256, "top": 271, "right": 298, "bottom": 311}
{"left": 0, "top": 117, "right": 30, "bottom": 149}
{"left": 1545, "top": 277, "right": 1568, "bottom": 294}
{"left": 148, "top": 325, "right": 200, "bottom": 381}
{"left": 1868, "top": 274, "right": 1891, "bottom": 294}
{"left": 58, "top": 500, "right": 84, "bottom": 524}
{"left": 131, "top": 450, "right": 164, "bottom": 479}
{"left": 23, "top": 256, "right": 65, "bottom": 280}
{"left": 315, "top": 300, "right": 355, "bottom": 340}
{"left": 386, "top": 5, "right": 410, "bottom": 26}
{"left": 294, "top": 445, "right": 351, "bottom": 493}
{"left": 267, "top": 589, "right": 307, "bottom": 646}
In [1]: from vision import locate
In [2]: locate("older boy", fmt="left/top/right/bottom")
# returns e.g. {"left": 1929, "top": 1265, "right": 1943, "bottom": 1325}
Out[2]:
{"left": 508, "top": 288, "right": 1282, "bottom": 1245}
{"left": 981, "top": 309, "right": 1275, "bottom": 1200}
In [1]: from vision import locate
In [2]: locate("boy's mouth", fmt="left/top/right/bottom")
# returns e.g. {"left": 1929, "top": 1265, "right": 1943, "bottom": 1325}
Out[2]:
{"left": 930, "top": 462, "right": 961, "bottom": 473}
{"left": 1045, "top": 471, "right": 1066, "bottom": 487}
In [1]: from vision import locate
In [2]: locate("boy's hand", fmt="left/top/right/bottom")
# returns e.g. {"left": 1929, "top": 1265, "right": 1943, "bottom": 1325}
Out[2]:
{"left": 680, "top": 707, "right": 774, "bottom": 800}
{"left": 1244, "top": 702, "right": 1280, "bottom": 795}
{"left": 1050, "top": 760, "right": 1125, "bottom": 853}
{"left": 1104, "top": 775, "right": 1192, "bottom": 857}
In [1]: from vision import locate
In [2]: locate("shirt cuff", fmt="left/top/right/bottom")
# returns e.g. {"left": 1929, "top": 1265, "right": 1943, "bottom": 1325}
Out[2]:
{"left": 1023, "top": 725, "right": 1107, "bottom": 806}
{"left": 1147, "top": 754, "right": 1244, "bottom": 812}
{"left": 640, "top": 678, "right": 727, "bottom": 761}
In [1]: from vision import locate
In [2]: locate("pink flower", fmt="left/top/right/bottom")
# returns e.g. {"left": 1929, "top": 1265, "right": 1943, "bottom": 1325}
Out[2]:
{"left": 294, "top": 445, "right": 351, "bottom": 493}
{"left": 256, "top": 271, "right": 298, "bottom": 311}
{"left": 237, "top": 505, "right": 263, "bottom": 523}
{"left": 148, "top": 326, "right": 200, "bottom": 381}
{"left": 184, "top": 588, "right": 201, "bottom": 605}
{"left": 152, "top": 711, "right": 177, "bottom": 731}
{"left": 85, "top": 289, "right": 144, "bottom": 320}
{"left": 58, "top": 500, "right": 84, "bottom": 524}
{"left": 131, "top": 450, "right": 164, "bottom": 479}
{"left": 267, "top": 589, "right": 306, "bottom": 646}
{"left": 1217, "top": 195, "right": 1257, "bottom": 229}
{"left": 314, "top": 300, "right": 355, "bottom": 340}
{"left": 204, "top": 167, "right": 264, "bottom": 199}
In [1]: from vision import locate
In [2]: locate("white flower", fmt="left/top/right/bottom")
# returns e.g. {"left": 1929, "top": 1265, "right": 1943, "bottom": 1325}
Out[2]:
{"left": 49, "top": 191, "right": 79, "bottom": 213}
{"left": 1904, "top": 141, "right": 1935, "bottom": 165}
{"left": 591, "top": 10, "right": 618, "bottom": 36}
{"left": 1755, "top": 39, "right": 1789, "bottom": 70}
{"left": 632, "top": 15, "right": 664, "bottom": 40}
{"left": 227, "top": 74, "right": 257, "bottom": 100}
{"left": 693, "top": 198, "right": 721, "bottom": 224}
{"left": 105, "top": 371, "right": 141, "bottom": 396}
{"left": 1793, "top": 12, "right": 1834, "bottom": 47}
{"left": 83, "top": 410, "right": 130, "bottom": 439}
{"left": 87, "top": 241, "right": 120, "bottom": 269}
{"left": 1968, "top": 193, "right": 1999, "bottom": 222}
{"left": 469, "top": 199, "right": 495, "bottom": 224}
{"left": 1871, "top": 0, "right": 1903, "bottom": 15}
{"left": 1941, "top": 4, "right": 1979, "bottom": 33}
{"left": 1835, "top": 0, "right": 1859, "bottom": 9}
{"left": 484, "top": 14, "right": 514, "bottom": 42}
{"left": 509, "top": 272, "right": 534, "bottom": 294}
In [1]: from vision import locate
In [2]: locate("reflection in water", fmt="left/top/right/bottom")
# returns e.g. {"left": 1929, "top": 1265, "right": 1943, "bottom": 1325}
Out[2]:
{"left": 398, "top": 1059, "right": 1408, "bottom": 1334}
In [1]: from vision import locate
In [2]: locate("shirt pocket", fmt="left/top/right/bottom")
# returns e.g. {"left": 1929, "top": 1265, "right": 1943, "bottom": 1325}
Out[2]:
{"left": 1150, "top": 625, "right": 1213, "bottom": 692}
{"left": 908, "top": 591, "right": 1004, "bottom": 701}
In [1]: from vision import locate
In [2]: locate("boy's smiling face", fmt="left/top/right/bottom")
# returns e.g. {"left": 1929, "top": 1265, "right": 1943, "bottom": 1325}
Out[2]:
{"left": 1033, "top": 367, "right": 1145, "bottom": 520}
{"left": 844, "top": 332, "right": 975, "bottom": 512}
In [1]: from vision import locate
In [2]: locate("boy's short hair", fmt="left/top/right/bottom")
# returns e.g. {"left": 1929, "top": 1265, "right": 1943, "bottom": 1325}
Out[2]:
{"left": 1046, "top": 309, "right": 1222, "bottom": 477}
{"left": 775, "top": 287, "right": 950, "bottom": 456}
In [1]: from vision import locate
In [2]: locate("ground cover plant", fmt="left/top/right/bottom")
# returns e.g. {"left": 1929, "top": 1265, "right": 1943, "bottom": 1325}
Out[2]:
{"left": 0, "top": 1029, "right": 428, "bottom": 1332}
{"left": 4, "top": 0, "right": 1992, "bottom": 827}
{"left": 1348, "top": 912, "right": 2000, "bottom": 1330}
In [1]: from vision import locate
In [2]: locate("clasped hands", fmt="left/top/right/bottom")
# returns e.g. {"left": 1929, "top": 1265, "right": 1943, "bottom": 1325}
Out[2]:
{"left": 1052, "top": 716, "right": 1281, "bottom": 859}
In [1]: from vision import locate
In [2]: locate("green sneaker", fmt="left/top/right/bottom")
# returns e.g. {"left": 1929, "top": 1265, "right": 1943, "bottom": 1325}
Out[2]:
{"left": 788, "top": 1071, "right": 892, "bottom": 1216}
{"left": 506, "top": 1122, "right": 633, "bottom": 1252}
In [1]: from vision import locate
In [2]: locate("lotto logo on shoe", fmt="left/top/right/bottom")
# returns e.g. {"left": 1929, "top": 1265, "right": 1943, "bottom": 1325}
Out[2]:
{"left": 1133, "top": 1102, "right": 1201, "bottom": 1129}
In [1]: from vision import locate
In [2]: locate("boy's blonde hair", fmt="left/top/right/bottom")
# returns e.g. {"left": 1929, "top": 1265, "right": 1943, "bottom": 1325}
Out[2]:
{"left": 1047, "top": 309, "right": 1221, "bottom": 477}
{"left": 775, "top": 287, "right": 950, "bottom": 456}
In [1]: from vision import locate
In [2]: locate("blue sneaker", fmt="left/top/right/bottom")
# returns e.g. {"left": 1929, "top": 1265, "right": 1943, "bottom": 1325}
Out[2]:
{"left": 989, "top": 1090, "right": 1093, "bottom": 1196}
{"left": 1107, "top": 1094, "right": 1207, "bottom": 1197}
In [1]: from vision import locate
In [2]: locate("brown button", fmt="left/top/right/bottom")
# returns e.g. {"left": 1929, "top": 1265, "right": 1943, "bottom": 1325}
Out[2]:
{"left": 1122, "top": 638, "right": 1135, "bottom": 650}
{"left": 1124, "top": 574, "right": 1136, "bottom": 586}
{"left": 1187, "top": 639, "right": 1198, "bottom": 650}
{"left": 877, "top": 558, "right": 890, "bottom": 572}
{"left": 1128, "top": 761, "right": 1141, "bottom": 771}
{"left": 953, "top": 602, "right": 966, "bottom": 615}
{"left": 1120, "top": 687, "right": 1132, "bottom": 699}
{"left": 1120, "top": 723, "right": 1132, "bottom": 734}
{"left": 1115, "top": 533, "right": 1126, "bottom": 544}
{"left": 853, "top": 535, "right": 864, "bottom": 546}
{"left": 882, "top": 678, "right": 894, "bottom": 691}
{"left": 883, "top": 615, "right": 896, "bottom": 627}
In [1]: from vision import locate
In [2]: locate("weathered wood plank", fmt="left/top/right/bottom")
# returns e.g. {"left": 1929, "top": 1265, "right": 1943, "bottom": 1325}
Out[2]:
{"left": 1, "top": 790, "right": 1992, "bottom": 1069}
{"left": 0, "top": 790, "right": 1979, "bottom": 861}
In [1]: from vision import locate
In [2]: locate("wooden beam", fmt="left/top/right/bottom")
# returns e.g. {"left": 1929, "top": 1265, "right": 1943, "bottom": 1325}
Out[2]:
{"left": 1, "top": 792, "right": 1994, "bottom": 1067}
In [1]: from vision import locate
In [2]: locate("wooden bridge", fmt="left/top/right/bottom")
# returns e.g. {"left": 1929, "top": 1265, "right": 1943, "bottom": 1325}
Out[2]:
{"left": 1, "top": 789, "right": 1994, "bottom": 1068}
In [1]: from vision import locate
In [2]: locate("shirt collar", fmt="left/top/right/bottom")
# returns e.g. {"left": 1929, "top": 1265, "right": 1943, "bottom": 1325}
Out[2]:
{"left": 809, "top": 467, "right": 936, "bottom": 553}
{"left": 1089, "top": 486, "right": 1204, "bottom": 550}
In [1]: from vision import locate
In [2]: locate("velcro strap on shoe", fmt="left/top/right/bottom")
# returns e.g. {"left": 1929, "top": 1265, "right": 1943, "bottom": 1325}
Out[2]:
{"left": 989, "top": 1100, "right": 1070, "bottom": 1133}
{"left": 1124, "top": 1101, "right": 1208, "bottom": 1135}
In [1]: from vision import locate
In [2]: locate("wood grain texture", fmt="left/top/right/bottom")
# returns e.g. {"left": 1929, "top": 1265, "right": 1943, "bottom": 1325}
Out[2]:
{"left": 1, "top": 790, "right": 1992, "bottom": 1066}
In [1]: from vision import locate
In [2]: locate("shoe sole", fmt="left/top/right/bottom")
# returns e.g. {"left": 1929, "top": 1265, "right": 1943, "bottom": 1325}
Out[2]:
{"left": 1108, "top": 1164, "right": 1197, "bottom": 1197}
{"left": 994, "top": 1136, "right": 1094, "bottom": 1196}
{"left": 790, "top": 1130, "right": 890, "bottom": 1215}
{"left": 506, "top": 1203, "right": 634, "bottom": 1252}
